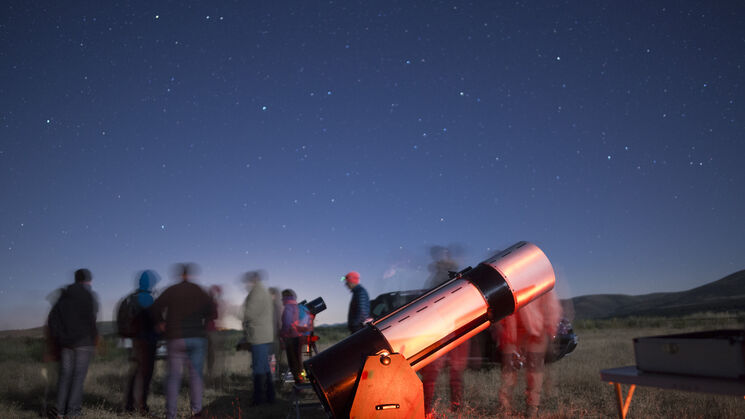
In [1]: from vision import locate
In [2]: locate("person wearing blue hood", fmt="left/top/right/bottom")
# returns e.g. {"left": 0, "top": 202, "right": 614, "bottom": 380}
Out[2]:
{"left": 124, "top": 270, "right": 160, "bottom": 415}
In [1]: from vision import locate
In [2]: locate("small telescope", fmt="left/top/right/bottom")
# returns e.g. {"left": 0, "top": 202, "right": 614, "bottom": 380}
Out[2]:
{"left": 300, "top": 297, "right": 327, "bottom": 317}
{"left": 304, "top": 241, "right": 556, "bottom": 418}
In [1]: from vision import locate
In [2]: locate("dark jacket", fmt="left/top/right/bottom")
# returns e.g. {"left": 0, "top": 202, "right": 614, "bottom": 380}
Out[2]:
{"left": 347, "top": 284, "right": 370, "bottom": 333}
{"left": 150, "top": 280, "right": 216, "bottom": 340}
{"left": 48, "top": 283, "right": 98, "bottom": 348}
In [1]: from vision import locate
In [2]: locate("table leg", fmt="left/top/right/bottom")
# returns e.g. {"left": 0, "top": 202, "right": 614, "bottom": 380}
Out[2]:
{"left": 612, "top": 382, "right": 636, "bottom": 419}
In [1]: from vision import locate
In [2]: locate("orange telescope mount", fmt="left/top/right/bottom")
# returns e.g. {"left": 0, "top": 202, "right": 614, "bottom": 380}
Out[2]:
{"left": 304, "top": 241, "right": 557, "bottom": 418}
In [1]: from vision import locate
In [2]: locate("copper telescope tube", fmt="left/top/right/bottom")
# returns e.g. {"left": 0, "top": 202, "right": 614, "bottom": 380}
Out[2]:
{"left": 304, "top": 241, "right": 556, "bottom": 417}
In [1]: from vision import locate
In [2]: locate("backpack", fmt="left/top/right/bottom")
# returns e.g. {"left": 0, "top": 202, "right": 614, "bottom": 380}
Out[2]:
{"left": 297, "top": 304, "right": 313, "bottom": 335}
{"left": 47, "top": 294, "right": 65, "bottom": 341}
{"left": 117, "top": 291, "right": 143, "bottom": 338}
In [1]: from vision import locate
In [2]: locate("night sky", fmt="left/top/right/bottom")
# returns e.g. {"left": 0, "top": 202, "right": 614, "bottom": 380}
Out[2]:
{"left": 1, "top": 1, "right": 744, "bottom": 330}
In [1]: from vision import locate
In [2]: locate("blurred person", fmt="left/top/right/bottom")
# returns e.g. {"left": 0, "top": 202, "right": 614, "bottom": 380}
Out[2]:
{"left": 342, "top": 271, "right": 370, "bottom": 334}
{"left": 149, "top": 263, "right": 216, "bottom": 419}
{"left": 241, "top": 270, "right": 276, "bottom": 405}
{"left": 42, "top": 289, "right": 64, "bottom": 417}
{"left": 206, "top": 284, "right": 226, "bottom": 379}
{"left": 46, "top": 268, "right": 99, "bottom": 418}
{"left": 122, "top": 270, "right": 160, "bottom": 415}
{"left": 279, "top": 289, "right": 306, "bottom": 383}
{"left": 495, "top": 289, "right": 562, "bottom": 417}
{"left": 268, "top": 287, "right": 286, "bottom": 379}
{"left": 420, "top": 246, "right": 470, "bottom": 416}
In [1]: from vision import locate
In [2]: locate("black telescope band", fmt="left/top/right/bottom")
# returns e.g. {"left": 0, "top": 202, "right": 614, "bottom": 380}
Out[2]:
{"left": 465, "top": 262, "right": 516, "bottom": 321}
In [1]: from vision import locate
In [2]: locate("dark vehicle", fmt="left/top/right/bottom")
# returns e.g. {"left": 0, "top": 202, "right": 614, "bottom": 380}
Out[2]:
{"left": 370, "top": 290, "right": 578, "bottom": 368}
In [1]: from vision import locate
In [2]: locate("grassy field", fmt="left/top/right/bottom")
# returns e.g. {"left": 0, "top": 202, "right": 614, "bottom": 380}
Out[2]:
{"left": 1, "top": 316, "right": 743, "bottom": 418}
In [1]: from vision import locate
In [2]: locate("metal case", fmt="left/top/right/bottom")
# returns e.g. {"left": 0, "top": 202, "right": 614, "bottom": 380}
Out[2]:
{"left": 633, "top": 329, "right": 745, "bottom": 379}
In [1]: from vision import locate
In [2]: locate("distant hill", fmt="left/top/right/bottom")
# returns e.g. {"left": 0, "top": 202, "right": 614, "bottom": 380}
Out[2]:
{"left": 569, "top": 270, "right": 745, "bottom": 319}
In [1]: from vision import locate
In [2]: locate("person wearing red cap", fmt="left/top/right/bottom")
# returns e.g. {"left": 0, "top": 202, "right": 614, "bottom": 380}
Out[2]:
{"left": 342, "top": 271, "right": 370, "bottom": 334}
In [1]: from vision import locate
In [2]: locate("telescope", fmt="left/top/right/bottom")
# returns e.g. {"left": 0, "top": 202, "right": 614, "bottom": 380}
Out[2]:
{"left": 304, "top": 241, "right": 556, "bottom": 418}
{"left": 300, "top": 297, "right": 327, "bottom": 317}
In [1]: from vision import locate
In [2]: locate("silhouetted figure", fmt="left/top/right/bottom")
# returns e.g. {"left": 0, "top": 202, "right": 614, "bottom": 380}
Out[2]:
{"left": 280, "top": 289, "right": 305, "bottom": 383}
{"left": 206, "top": 284, "right": 226, "bottom": 379}
{"left": 42, "top": 289, "right": 63, "bottom": 417}
{"left": 150, "top": 263, "right": 215, "bottom": 419}
{"left": 496, "top": 289, "right": 562, "bottom": 417}
{"left": 420, "top": 246, "right": 470, "bottom": 416}
{"left": 122, "top": 270, "right": 160, "bottom": 415}
{"left": 268, "top": 286, "right": 286, "bottom": 380}
{"left": 343, "top": 271, "right": 370, "bottom": 334}
{"left": 47, "top": 268, "right": 99, "bottom": 418}
{"left": 241, "top": 270, "right": 275, "bottom": 404}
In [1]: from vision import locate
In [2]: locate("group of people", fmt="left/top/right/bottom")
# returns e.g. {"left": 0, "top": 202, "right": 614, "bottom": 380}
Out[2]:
{"left": 44, "top": 254, "right": 558, "bottom": 418}
{"left": 46, "top": 264, "right": 217, "bottom": 418}
{"left": 44, "top": 264, "right": 359, "bottom": 418}
{"left": 238, "top": 270, "right": 318, "bottom": 405}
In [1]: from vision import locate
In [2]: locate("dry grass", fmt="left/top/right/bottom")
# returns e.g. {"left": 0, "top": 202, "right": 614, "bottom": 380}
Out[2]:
{"left": 1, "top": 319, "right": 743, "bottom": 418}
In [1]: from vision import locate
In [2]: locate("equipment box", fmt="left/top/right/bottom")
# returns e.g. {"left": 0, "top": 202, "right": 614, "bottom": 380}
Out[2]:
{"left": 633, "top": 329, "right": 745, "bottom": 379}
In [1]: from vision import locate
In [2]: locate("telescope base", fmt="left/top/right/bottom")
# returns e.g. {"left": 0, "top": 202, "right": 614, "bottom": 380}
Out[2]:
{"left": 350, "top": 353, "right": 424, "bottom": 419}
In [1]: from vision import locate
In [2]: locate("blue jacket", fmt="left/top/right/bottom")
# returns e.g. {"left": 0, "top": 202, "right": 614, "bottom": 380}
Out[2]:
{"left": 135, "top": 270, "right": 159, "bottom": 341}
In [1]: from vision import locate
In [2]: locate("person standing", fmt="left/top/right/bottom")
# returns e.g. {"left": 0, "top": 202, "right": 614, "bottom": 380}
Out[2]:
{"left": 124, "top": 270, "right": 160, "bottom": 415}
{"left": 279, "top": 289, "right": 304, "bottom": 383}
{"left": 420, "top": 246, "right": 470, "bottom": 416}
{"left": 206, "top": 284, "right": 226, "bottom": 379}
{"left": 241, "top": 270, "right": 276, "bottom": 405}
{"left": 150, "top": 263, "right": 215, "bottom": 419}
{"left": 496, "top": 289, "right": 562, "bottom": 417}
{"left": 268, "top": 287, "right": 286, "bottom": 380}
{"left": 342, "top": 271, "right": 369, "bottom": 334}
{"left": 47, "top": 268, "right": 99, "bottom": 418}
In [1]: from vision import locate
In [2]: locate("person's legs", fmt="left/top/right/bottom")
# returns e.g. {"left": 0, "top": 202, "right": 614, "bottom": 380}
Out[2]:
{"left": 498, "top": 351, "right": 518, "bottom": 413}
{"left": 126, "top": 339, "right": 143, "bottom": 411}
{"left": 65, "top": 345, "right": 94, "bottom": 416}
{"left": 264, "top": 372, "right": 276, "bottom": 403}
{"left": 284, "top": 337, "right": 303, "bottom": 383}
{"left": 420, "top": 357, "right": 444, "bottom": 415}
{"left": 447, "top": 340, "right": 470, "bottom": 411}
{"left": 525, "top": 351, "right": 545, "bottom": 417}
{"left": 250, "top": 343, "right": 271, "bottom": 404}
{"left": 166, "top": 339, "right": 187, "bottom": 419}
{"left": 185, "top": 337, "right": 207, "bottom": 415}
{"left": 56, "top": 347, "right": 74, "bottom": 415}
{"left": 524, "top": 336, "right": 548, "bottom": 417}
{"left": 129, "top": 339, "right": 156, "bottom": 412}
{"left": 140, "top": 340, "right": 157, "bottom": 412}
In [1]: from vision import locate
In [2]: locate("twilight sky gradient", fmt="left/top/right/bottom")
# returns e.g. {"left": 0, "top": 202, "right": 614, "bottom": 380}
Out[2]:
{"left": 1, "top": 1, "right": 744, "bottom": 330}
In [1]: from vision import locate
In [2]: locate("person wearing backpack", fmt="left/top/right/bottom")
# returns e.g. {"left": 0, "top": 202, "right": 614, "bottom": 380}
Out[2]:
{"left": 47, "top": 268, "right": 99, "bottom": 418}
{"left": 119, "top": 270, "right": 160, "bottom": 415}
{"left": 279, "top": 289, "right": 307, "bottom": 384}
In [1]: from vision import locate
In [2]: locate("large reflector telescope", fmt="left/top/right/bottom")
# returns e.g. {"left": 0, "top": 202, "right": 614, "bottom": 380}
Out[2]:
{"left": 304, "top": 241, "right": 556, "bottom": 417}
